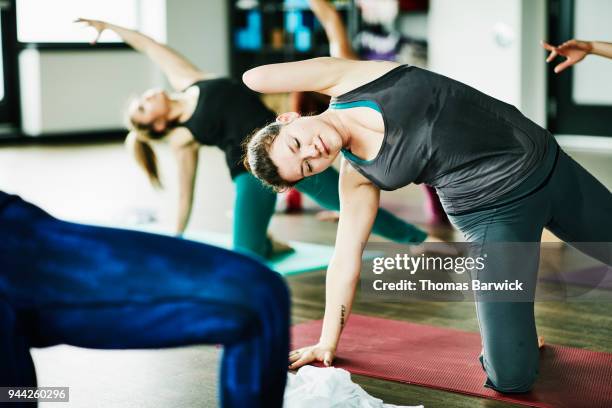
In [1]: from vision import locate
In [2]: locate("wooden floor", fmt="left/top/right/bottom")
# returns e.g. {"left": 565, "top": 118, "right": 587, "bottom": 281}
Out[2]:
{"left": 1, "top": 141, "right": 611, "bottom": 408}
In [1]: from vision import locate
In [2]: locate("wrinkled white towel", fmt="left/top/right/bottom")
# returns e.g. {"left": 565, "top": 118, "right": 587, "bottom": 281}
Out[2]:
{"left": 284, "top": 366, "right": 424, "bottom": 408}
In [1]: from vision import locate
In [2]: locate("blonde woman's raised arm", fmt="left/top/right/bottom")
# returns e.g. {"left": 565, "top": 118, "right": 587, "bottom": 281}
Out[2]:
{"left": 76, "top": 18, "right": 205, "bottom": 90}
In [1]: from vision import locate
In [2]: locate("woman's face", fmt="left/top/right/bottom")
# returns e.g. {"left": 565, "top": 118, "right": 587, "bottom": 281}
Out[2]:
{"left": 269, "top": 112, "right": 344, "bottom": 183}
{"left": 129, "top": 88, "right": 170, "bottom": 132}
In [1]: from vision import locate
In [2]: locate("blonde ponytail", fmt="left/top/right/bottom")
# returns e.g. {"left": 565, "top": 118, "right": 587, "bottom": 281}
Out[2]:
{"left": 125, "top": 131, "right": 163, "bottom": 189}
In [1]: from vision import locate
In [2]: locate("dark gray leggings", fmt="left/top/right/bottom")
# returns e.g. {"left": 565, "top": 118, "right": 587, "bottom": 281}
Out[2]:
{"left": 449, "top": 148, "right": 612, "bottom": 393}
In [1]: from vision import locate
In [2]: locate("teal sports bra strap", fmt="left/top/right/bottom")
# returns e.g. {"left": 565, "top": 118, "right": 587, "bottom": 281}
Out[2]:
{"left": 329, "top": 99, "right": 382, "bottom": 113}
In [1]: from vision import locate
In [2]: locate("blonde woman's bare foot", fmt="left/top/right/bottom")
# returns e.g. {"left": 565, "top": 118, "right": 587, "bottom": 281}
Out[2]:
{"left": 269, "top": 235, "right": 294, "bottom": 257}
{"left": 538, "top": 336, "right": 545, "bottom": 349}
{"left": 316, "top": 210, "right": 340, "bottom": 223}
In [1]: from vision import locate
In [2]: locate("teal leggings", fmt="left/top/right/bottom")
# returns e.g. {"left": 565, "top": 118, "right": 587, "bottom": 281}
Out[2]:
{"left": 449, "top": 147, "right": 612, "bottom": 393}
{"left": 233, "top": 167, "right": 427, "bottom": 258}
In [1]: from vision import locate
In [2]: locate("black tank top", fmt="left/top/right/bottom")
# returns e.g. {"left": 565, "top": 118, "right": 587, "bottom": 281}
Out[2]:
{"left": 180, "top": 78, "right": 276, "bottom": 179}
{"left": 332, "top": 65, "right": 551, "bottom": 215}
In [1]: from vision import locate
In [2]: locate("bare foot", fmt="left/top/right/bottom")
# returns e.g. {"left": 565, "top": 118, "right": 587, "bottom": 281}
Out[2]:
{"left": 538, "top": 336, "right": 545, "bottom": 349}
{"left": 269, "top": 235, "right": 294, "bottom": 257}
{"left": 316, "top": 210, "right": 340, "bottom": 223}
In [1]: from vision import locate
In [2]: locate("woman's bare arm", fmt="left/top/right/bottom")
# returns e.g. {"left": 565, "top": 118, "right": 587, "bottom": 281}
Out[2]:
{"left": 320, "top": 163, "right": 379, "bottom": 346}
{"left": 170, "top": 135, "right": 199, "bottom": 236}
{"left": 289, "top": 160, "right": 379, "bottom": 369}
{"left": 243, "top": 57, "right": 349, "bottom": 95}
{"left": 591, "top": 41, "right": 612, "bottom": 59}
{"left": 76, "top": 18, "right": 205, "bottom": 90}
{"left": 309, "top": 0, "right": 358, "bottom": 60}
{"left": 243, "top": 57, "right": 397, "bottom": 96}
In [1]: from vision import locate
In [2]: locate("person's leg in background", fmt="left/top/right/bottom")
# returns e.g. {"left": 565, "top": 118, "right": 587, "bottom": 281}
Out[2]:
{"left": 296, "top": 167, "right": 428, "bottom": 244}
{"left": 232, "top": 172, "right": 278, "bottom": 258}
{"left": 545, "top": 149, "right": 612, "bottom": 264}
{"left": 449, "top": 190, "right": 549, "bottom": 393}
{"left": 0, "top": 193, "right": 289, "bottom": 408}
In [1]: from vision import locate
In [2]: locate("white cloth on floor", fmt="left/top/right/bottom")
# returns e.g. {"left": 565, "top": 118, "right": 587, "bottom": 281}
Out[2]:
{"left": 284, "top": 366, "right": 423, "bottom": 408}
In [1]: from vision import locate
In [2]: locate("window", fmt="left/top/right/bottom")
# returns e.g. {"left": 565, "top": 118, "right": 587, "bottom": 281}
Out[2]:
{"left": 0, "top": 19, "right": 4, "bottom": 100}
{"left": 572, "top": 0, "right": 612, "bottom": 105}
{"left": 16, "top": 0, "right": 140, "bottom": 43}
{"left": 548, "top": 0, "right": 612, "bottom": 136}
{"left": 0, "top": 1, "right": 18, "bottom": 125}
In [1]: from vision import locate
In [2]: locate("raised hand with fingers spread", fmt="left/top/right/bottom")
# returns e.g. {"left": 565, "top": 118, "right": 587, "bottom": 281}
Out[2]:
{"left": 75, "top": 18, "right": 108, "bottom": 44}
{"left": 541, "top": 39, "right": 612, "bottom": 73}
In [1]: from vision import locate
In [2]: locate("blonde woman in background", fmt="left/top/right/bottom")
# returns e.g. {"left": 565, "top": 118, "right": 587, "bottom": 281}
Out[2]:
{"left": 76, "top": 18, "right": 428, "bottom": 259}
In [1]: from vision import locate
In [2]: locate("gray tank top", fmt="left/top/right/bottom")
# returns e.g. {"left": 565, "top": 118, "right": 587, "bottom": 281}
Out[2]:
{"left": 331, "top": 65, "right": 552, "bottom": 215}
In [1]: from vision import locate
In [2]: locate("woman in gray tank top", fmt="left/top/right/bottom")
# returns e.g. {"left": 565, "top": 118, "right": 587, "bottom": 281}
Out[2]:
{"left": 242, "top": 57, "right": 612, "bottom": 394}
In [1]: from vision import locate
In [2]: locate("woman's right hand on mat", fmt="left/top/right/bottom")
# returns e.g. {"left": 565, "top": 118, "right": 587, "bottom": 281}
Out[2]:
{"left": 74, "top": 18, "right": 108, "bottom": 44}
{"left": 289, "top": 343, "right": 336, "bottom": 370}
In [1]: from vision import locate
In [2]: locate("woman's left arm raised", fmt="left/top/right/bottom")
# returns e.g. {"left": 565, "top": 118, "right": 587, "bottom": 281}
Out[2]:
{"left": 242, "top": 57, "right": 398, "bottom": 96}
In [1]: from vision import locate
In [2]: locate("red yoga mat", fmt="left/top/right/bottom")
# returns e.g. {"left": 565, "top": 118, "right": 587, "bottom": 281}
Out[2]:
{"left": 291, "top": 315, "right": 612, "bottom": 408}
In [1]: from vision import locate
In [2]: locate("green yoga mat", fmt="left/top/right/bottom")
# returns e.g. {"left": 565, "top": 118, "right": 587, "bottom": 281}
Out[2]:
{"left": 106, "top": 222, "right": 381, "bottom": 276}
{"left": 182, "top": 231, "right": 381, "bottom": 276}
